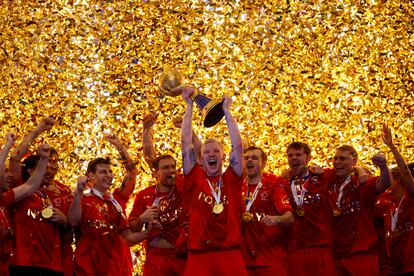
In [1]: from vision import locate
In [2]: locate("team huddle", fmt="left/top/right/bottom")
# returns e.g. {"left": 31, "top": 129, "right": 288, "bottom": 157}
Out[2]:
{"left": 0, "top": 87, "right": 413, "bottom": 276}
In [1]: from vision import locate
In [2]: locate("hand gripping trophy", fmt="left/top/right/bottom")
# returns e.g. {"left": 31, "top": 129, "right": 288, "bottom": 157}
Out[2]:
{"left": 159, "top": 68, "right": 224, "bottom": 128}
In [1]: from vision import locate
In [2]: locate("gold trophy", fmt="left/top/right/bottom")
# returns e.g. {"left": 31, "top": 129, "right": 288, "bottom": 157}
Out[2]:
{"left": 159, "top": 68, "right": 225, "bottom": 128}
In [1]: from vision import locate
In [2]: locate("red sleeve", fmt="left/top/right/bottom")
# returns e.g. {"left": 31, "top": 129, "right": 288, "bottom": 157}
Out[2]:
{"left": 60, "top": 186, "right": 74, "bottom": 215}
{"left": 128, "top": 190, "right": 147, "bottom": 222}
{"left": 273, "top": 178, "right": 293, "bottom": 214}
{"left": 113, "top": 188, "right": 129, "bottom": 211}
{"left": 362, "top": 176, "right": 379, "bottom": 204}
{"left": 374, "top": 191, "right": 394, "bottom": 218}
{"left": 0, "top": 189, "right": 15, "bottom": 207}
{"left": 184, "top": 164, "right": 203, "bottom": 191}
{"left": 118, "top": 214, "right": 129, "bottom": 233}
{"left": 224, "top": 166, "right": 243, "bottom": 190}
{"left": 322, "top": 168, "right": 337, "bottom": 185}
{"left": 175, "top": 174, "right": 185, "bottom": 193}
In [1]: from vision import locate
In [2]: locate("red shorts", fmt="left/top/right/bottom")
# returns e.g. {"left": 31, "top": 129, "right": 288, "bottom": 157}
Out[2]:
{"left": 0, "top": 256, "right": 10, "bottom": 276}
{"left": 337, "top": 253, "right": 378, "bottom": 276}
{"left": 143, "top": 247, "right": 186, "bottom": 276}
{"left": 288, "top": 247, "right": 338, "bottom": 276}
{"left": 247, "top": 265, "right": 287, "bottom": 276}
{"left": 184, "top": 249, "right": 247, "bottom": 276}
{"left": 62, "top": 246, "right": 73, "bottom": 276}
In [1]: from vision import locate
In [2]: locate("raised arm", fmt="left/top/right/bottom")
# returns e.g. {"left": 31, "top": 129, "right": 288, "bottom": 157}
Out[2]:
{"left": 180, "top": 85, "right": 197, "bottom": 175}
{"left": 0, "top": 133, "right": 15, "bottom": 177}
{"left": 222, "top": 96, "right": 244, "bottom": 177}
{"left": 9, "top": 117, "right": 54, "bottom": 181}
{"left": 106, "top": 134, "right": 137, "bottom": 198}
{"left": 371, "top": 153, "right": 391, "bottom": 194}
{"left": 173, "top": 117, "right": 202, "bottom": 164}
{"left": 13, "top": 144, "right": 50, "bottom": 202}
{"left": 68, "top": 176, "right": 87, "bottom": 227}
{"left": 142, "top": 113, "right": 158, "bottom": 169}
{"left": 383, "top": 124, "right": 414, "bottom": 193}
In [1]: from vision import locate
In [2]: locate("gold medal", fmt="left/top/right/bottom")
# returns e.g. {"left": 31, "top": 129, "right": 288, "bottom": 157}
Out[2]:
{"left": 332, "top": 208, "right": 342, "bottom": 217}
{"left": 391, "top": 230, "right": 401, "bottom": 239}
{"left": 242, "top": 211, "right": 253, "bottom": 222}
{"left": 213, "top": 202, "right": 224, "bottom": 214}
{"left": 296, "top": 206, "right": 305, "bottom": 217}
{"left": 41, "top": 207, "right": 53, "bottom": 219}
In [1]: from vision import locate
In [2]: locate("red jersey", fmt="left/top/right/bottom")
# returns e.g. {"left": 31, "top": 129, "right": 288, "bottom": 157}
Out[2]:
{"left": 285, "top": 169, "right": 337, "bottom": 251}
{"left": 0, "top": 189, "right": 15, "bottom": 275}
{"left": 113, "top": 187, "right": 134, "bottom": 276}
{"left": 241, "top": 172, "right": 292, "bottom": 267}
{"left": 113, "top": 187, "right": 130, "bottom": 211}
{"left": 129, "top": 174, "right": 185, "bottom": 247}
{"left": 45, "top": 181, "right": 74, "bottom": 276}
{"left": 331, "top": 176, "right": 379, "bottom": 259}
{"left": 374, "top": 190, "right": 394, "bottom": 276}
{"left": 385, "top": 192, "right": 414, "bottom": 274}
{"left": 74, "top": 191, "right": 129, "bottom": 276}
{"left": 11, "top": 182, "right": 72, "bottom": 272}
{"left": 47, "top": 181, "right": 73, "bottom": 214}
{"left": 374, "top": 190, "right": 394, "bottom": 237}
{"left": 184, "top": 164, "right": 243, "bottom": 251}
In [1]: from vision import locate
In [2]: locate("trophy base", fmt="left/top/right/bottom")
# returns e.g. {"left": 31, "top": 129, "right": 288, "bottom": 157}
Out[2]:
{"left": 203, "top": 101, "right": 224, "bottom": 128}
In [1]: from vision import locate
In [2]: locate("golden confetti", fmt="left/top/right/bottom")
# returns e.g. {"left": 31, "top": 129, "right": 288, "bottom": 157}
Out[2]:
{"left": 1, "top": 1, "right": 413, "bottom": 274}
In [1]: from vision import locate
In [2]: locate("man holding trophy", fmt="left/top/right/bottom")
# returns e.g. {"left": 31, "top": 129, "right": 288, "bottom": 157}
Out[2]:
{"left": 161, "top": 68, "right": 247, "bottom": 275}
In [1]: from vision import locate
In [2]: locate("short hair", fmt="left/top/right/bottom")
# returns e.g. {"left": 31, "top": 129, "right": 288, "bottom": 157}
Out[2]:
{"left": 287, "top": 142, "right": 311, "bottom": 155}
{"left": 408, "top": 162, "right": 414, "bottom": 177}
{"left": 244, "top": 146, "right": 267, "bottom": 164}
{"left": 152, "top": 155, "right": 176, "bottom": 171}
{"left": 21, "top": 155, "right": 41, "bottom": 182}
{"left": 202, "top": 139, "right": 224, "bottom": 152}
{"left": 86, "top": 157, "right": 111, "bottom": 174}
{"left": 336, "top": 145, "right": 358, "bottom": 160}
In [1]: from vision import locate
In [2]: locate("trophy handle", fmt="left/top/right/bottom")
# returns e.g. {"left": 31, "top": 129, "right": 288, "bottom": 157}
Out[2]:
{"left": 191, "top": 92, "right": 225, "bottom": 128}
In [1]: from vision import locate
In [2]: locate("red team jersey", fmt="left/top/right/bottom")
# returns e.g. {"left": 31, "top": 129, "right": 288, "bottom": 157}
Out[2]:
{"left": 286, "top": 169, "right": 337, "bottom": 251}
{"left": 11, "top": 182, "right": 72, "bottom": 273}
{"left": 284, "top": 169, "right": 338, "bottom": 276}
{"left": 385, "top": 191, "right": 414, "bottom": 274}
{"left": 74, "top": 191, "right": 129, "bottom": 276}
{"left": 184, "top": 164, "right": 244, "bottom": 251}
{"left": 331, "top": 176, "right": 379, "bottom": 259}
{"left": 129, "top": 175, "right": 187, "bottom": 276}
{"left": 44, "top": 181, "right": 73, "bottom": 276}
{"left": 0, "top": 189, "right": 15, "bottom": 275}
{"left": 241, "top": 172, "right": 292, "bottom": 267}
{"left": 129, "top": 174, "right": 185, "bottom": 247}
{"left": 183, "top": 164, "right": 247, "bottom": 276}
{"left": 113, "top": 187, "right": 134, "bottom": 276}
{"left": 374, "top": 190, "right": 394, "bottom": 276}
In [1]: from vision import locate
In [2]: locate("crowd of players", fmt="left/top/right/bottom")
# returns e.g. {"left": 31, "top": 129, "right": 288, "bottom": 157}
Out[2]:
{"left": 0, "top": 88, "right": 413, "bottom": 276}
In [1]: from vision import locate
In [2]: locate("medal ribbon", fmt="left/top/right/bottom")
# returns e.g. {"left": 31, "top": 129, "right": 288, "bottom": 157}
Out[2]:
{"left": 290, "top": 170, "right": 310, "bottom": 207}
{"left": 91, "top": 188, "right": 124, "bottom": 217}
{"left": 336, "top": 175, "right": 352, "bottom": 208}
{"left": 391, "top": 196, "right": 404, "bottom": 231}
{"left": 245, "top": 180, "right": 263, "bottom": 212}
{"left": 207, "top": 174, "right": 223, "bottom": 205}
{"left": 37, "top": 189, "right": 53, "bottom": 209}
